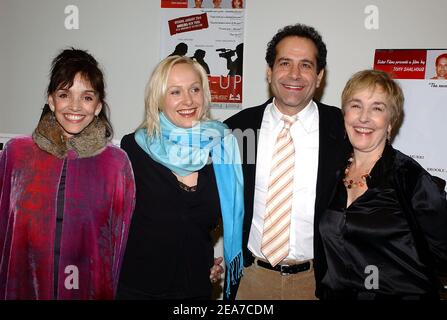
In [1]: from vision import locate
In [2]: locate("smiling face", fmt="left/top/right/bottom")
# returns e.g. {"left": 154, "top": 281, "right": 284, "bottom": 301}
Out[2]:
{"left": 163, "top": 63, "right": 204, "bottom": 128}
{"left": 194, "top": 0, "right": 203, "bottom": 8}
{"left": 436, "top": 57, "right": 447, "bottom": 79}
{"left": 213, "top": 0, "right": 222, "bottom": 8}
{"left": 267, "top": 36, "right": 324, "bottom": 116}
{"left": 48, "top": 72, "right": 102, "bottom": 138}
{"left": 344, "top": 86, "right": 392, "bottom": 157}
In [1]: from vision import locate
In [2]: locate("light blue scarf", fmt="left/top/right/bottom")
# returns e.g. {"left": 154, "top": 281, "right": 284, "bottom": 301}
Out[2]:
{"left": 135, "top": 113, "right": 244, "bottom": 298}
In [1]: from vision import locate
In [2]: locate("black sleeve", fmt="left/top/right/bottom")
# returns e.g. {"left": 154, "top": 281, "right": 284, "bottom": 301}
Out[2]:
{"left": 120, "top": 133, "right": 133, "bottom": 153}
{"left": 410, "top": 174, "right": 447, "bottom": 275}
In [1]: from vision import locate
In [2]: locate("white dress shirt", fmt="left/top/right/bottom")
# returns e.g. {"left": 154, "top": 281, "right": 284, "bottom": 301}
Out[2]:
{"left": 248, "top": 99, "right": 319, "bottom": 262}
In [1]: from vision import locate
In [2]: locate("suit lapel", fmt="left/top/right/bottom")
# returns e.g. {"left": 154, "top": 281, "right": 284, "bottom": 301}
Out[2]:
{"left": 315, "top": 103, "right": 342, "bottom": 220}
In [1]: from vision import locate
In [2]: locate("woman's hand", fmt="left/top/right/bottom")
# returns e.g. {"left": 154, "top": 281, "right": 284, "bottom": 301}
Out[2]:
{"left": 210, "top": 256, "right": 224, "bottom": 283}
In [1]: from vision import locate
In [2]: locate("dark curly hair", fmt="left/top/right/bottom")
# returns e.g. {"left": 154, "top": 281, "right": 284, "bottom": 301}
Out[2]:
{"left": 265, "top": 23, "right": 327, "bottom": 73}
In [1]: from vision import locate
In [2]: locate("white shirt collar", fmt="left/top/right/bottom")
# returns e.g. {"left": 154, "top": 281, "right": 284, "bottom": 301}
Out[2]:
{"left": 270, "top": 98, "right": 318, "bottom": 133}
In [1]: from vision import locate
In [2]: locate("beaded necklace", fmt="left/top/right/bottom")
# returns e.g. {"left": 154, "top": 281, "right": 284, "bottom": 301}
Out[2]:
{"left": 342, "top": 154, "right": 381, "bottom": 189}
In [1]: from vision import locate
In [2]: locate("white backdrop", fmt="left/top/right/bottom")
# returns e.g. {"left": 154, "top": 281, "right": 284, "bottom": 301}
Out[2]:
{"left": 393, "top": 79, "right": 447, "bottom": 185}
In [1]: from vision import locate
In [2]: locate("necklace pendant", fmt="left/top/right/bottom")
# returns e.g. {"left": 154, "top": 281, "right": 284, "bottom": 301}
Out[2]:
{"left": 343, "top": 158, "right": 371, "bottom": 189}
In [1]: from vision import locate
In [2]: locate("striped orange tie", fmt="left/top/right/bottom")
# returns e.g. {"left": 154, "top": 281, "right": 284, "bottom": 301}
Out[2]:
{"left": 261, "top": 115, "right": 297, "bottom": 267}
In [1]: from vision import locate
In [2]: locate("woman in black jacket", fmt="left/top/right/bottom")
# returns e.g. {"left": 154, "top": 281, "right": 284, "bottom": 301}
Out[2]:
{"left": 319, "top": 69, "right": 447, "bottom": 300}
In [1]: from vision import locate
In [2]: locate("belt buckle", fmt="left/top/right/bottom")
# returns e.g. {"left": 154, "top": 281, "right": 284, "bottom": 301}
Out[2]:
{"left": 280, "top": 264, "right": 290, "bottom": 276}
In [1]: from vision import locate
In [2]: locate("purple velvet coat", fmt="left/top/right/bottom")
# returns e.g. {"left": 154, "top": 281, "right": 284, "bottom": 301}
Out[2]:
{"left": 0, "top": 137, "right": 135, "bottom": 299}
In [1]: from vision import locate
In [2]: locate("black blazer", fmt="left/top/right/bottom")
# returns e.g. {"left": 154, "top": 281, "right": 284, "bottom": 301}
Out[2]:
{"left": 224, "top": 98, "right": 349, "bottom": 298}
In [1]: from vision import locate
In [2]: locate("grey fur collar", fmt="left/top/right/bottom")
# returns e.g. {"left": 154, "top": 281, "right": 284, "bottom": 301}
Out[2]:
{"left": 32, "top": 112, "right": 107, "bottom": 159}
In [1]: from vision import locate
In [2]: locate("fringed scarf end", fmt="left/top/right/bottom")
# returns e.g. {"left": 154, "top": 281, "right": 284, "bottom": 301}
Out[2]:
{"left": 225, "top": 251, "right": 243, "bottom": 299}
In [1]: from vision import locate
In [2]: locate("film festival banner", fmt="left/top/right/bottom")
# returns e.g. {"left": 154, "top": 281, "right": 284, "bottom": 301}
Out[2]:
{"left": 160, "top": 0, "right": 245, "bottom": 109}
{"left": 374, "top": 49, "right": 447, "bottom": 188}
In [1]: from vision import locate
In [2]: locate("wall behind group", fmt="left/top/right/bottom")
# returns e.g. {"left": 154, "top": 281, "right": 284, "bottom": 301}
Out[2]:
{"left": 1, "top": 0, "right": 446, "bottom": 141}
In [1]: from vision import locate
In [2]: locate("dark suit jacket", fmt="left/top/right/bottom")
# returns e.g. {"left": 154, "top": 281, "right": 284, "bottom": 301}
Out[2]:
{"left": 224, "top": 98, "right": 349, "bottom": 298}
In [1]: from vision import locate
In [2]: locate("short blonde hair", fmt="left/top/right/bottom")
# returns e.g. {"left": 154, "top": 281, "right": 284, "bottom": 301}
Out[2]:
{"left": 140, "top": 55, "right": 211, "bottom": 136}
{"left": 341, "top": 69, "right": 404, "bottom": 138}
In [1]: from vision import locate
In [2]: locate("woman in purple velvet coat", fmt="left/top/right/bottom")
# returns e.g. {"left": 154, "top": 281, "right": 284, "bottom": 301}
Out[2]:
{"left": 0, "top": 48, "right": 135, "bottom": 299}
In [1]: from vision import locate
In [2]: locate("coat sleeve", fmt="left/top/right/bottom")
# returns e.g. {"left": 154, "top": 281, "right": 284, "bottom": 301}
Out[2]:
{"left": 0, "top": 142, "right": 13, "bottom": 297}
{"left": 110, "top": 155, "right": 136, "bottom": 293}
{"left": 410, "top": 173, "right": 447, "bottom": 276}
{"left": 0, "top": 143, "right": 10, "bottom": 260}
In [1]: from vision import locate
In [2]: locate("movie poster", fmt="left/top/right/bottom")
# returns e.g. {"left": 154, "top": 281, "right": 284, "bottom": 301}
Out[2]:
{"left": 160, "top": 0, "right": 245, "bottom": 109}
{"left": 374, "top": 49, "right": 447, "bottom": 186}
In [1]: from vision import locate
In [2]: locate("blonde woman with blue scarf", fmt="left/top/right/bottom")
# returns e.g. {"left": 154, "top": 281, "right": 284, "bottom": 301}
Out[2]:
{"left": 117, "top": 56, "right": 244, "bottom": 300}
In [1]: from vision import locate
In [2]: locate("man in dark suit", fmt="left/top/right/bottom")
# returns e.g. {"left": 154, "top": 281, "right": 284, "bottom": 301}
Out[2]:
{"left": 224, "top": 23, "right": 348, "bottom": 299}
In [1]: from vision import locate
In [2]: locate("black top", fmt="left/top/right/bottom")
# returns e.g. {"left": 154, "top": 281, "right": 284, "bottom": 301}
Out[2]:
{"left": 319, "top": 144, "right": 447, "bottom": 299}
{"left": 117, "top": 133, "right": 220, "bottom": 299}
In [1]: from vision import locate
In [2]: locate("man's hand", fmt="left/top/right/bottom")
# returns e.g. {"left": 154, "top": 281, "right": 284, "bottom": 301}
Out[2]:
{"left": 210, "top": 256, "right": 224, "bottom": 283}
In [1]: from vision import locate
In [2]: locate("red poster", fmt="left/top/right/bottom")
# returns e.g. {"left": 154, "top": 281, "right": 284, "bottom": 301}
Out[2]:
{"left": 209, "top": 75, "right": 242, "bottom": 103}
{"left": 161, "top": 0, "right": 188, "bottom": 8}
{"left": 168, "top": 13, "right": 209, "bottom": 35}
{"left": 374, "top": 49, "right": 427, "bottom": 79}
